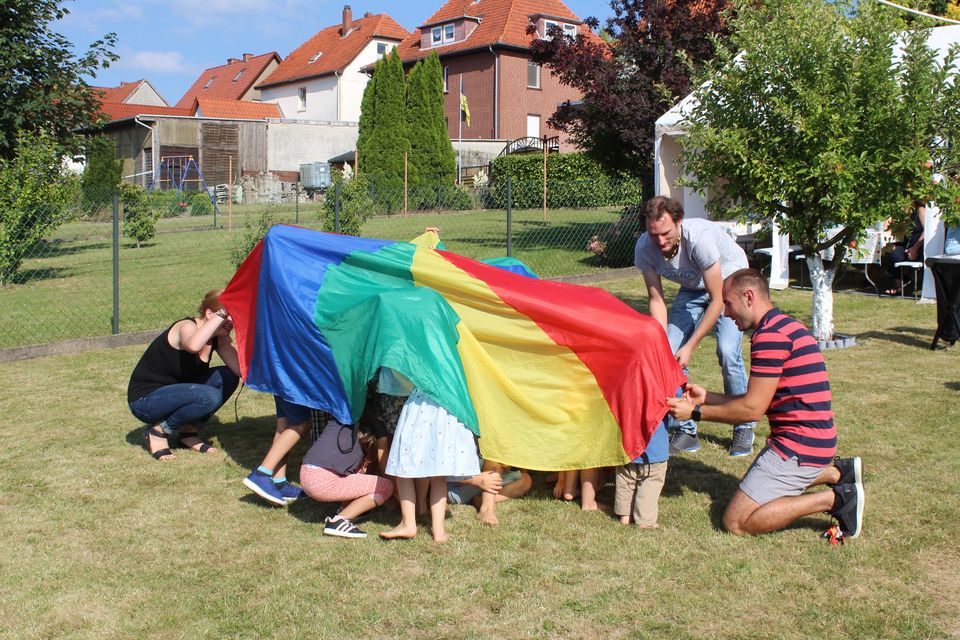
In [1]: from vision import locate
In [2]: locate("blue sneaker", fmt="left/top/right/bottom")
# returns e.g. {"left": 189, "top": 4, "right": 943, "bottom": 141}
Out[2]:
{"left": 276, "top": 482, "right": 304, "bottom": 503}
{"left": 243, "top": 471, "right": 287, "bottom": 506}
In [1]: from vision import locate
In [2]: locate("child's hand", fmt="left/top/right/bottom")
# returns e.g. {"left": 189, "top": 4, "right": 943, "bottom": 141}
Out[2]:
{"left": 477, "top": 471, "right": 503, "bottom": 494}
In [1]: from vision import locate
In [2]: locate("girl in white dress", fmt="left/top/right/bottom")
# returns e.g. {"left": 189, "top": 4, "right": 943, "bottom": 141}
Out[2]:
{"left": 380, "top": 389, "right": 480, "bottom": 542}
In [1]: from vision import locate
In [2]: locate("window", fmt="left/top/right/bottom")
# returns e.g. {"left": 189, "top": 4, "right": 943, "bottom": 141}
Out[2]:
{"left": 308, "top": 51, "right": 323, "bottom": 63}
{"left": 203, "top": 76, "right": 216, "bottom": 89}
{"left": 527, "top": 114, "right": 540, "bottom": 138}
{"left": 232, "top": 69, "right": 245, "bottom": 82}
{"left": 297, "top": 87, "right": 307, "bottom": 112}
{"left": 541, "top": 20, "right": 576, "bottom": 40}
{"left": 377, "top": 42, "right": 387, "bottom": 56}
{"left": 527, "top": 61, "right": 541, "bottom": 88}
{"left": 431, "top": 23, "right": 456, "bottom": 47}
{"left": 443, "top": 66, "right": 448, "bottom": 92}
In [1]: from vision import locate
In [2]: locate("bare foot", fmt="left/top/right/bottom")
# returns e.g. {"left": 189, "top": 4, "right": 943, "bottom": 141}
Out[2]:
{"left": 432, "top": 530, "right": 448, "bottom": 543}
{"left": 636, "top": 523, "right": 659, "bottom": 529}
{"left": 619, "top": 516, "right": 630, "bottom": 525}
{"left": 476, "top": 508, "right": 499, "bottom": 526}
{"left": 562, "top": 491, "right": 580, "bottom": 501}
{"left": 581, "top": 501, "right": 612, "bottom": 513}
{"left": 379, "top": 524, "right": 417, "bottom": 540}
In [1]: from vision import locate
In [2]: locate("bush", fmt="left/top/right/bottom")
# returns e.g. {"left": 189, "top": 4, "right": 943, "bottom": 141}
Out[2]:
{"left": 80, "top": 136, "right": 121, "bottom": 218}
{"left": 0, "top": 132, "right": 74, "bottom": 284}
{"left": 322, "top": 172, "right": 374, "bottom": 236}
{"left": 231, "top": 209, "right": 276, "bottom": 269}
{"left": 145, "top": 190, "right": 185, "bottom": 218}
{"left": 586, "top": 203, "right": 644, "bottom": 267}
{"left": 189, "top": 191, "right": 213, "bottom": 216}
{"left": 408, "top": 183, "right": 473, "bottom": 211}
{"left": 487, "top": 152, "right": 641, "bottom": 209}
{"left": 121, "top": 183, "right": 158, "bottom": 248}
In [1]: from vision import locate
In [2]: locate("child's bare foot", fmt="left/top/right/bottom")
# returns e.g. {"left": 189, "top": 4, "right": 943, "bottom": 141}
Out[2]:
{"left": 380, "top": 524, "right": 417, "bottom": 540}
{"left": 581, "top": 501, "right": 611, "bottom": 513}
{"left": 636, "top": 523, "right": 659, "bottom": 529}
{"left": 619, "top": 515, "right": 630, "bottom": 525}
{"left": 562, "top": 491, "right": 579, "bottom": 501}
{"left": 476, "top": 508, "right": 499, "bottom": 526}
{"left": 432, "top": 530, "right": 448, "bottom": 543}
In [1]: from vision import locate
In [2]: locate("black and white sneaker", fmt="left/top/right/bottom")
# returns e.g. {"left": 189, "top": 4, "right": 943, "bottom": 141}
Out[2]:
{"left": 323, "top": 516, "right": 367, "bottom": 539}
{"left": 830, "top": 482, "right": 864, "bottom": 538}
{"left": 834, "top": 456, "right": 863, "bottom": 487}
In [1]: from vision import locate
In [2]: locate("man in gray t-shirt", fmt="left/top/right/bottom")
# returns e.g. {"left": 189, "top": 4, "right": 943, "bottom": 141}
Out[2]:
{"left": 634, "top": 196, "right": 755, "bottom": 457}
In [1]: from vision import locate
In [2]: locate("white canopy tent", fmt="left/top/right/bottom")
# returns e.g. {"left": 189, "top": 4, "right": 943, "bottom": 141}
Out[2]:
{"left": 653, "top": 24, "right": 960, "bottom": 300}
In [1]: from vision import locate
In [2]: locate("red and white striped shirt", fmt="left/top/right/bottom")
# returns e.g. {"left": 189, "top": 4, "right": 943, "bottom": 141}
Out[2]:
{"left": 750, "top": 309, "right": 836, "bottom": 467}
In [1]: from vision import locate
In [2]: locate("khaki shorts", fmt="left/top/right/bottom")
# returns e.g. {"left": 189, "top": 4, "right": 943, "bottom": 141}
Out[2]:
{"left": 615, "top": 461, "right": 668, "bottom": 526}
{"left": 739, "top": 446, "right": 825, "bottom": 505}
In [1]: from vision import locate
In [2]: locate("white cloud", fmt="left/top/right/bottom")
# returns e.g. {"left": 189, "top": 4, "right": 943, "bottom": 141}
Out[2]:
{"left": 116, "top": 50, "right": 192, "bottom": 74}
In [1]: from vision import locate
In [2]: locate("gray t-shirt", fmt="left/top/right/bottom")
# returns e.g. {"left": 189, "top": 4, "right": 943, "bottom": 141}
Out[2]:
{"left": 634, "top": 218, "right": 748, "bottom": 290}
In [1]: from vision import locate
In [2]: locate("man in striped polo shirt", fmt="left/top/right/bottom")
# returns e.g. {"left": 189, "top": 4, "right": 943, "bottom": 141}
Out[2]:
{"left": 667, "top": 269, "right": 864, "bottom": 538}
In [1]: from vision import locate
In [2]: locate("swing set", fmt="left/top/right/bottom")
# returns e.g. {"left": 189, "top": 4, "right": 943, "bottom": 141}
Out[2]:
{"left": 147, "top": 155, "right": 219, "bottom": 215}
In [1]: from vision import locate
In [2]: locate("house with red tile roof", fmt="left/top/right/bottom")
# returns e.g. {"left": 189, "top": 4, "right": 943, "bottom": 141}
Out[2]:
{"left": 256, "top": 6, "right": 409, "bottom": 121}
{"left": 92, "top": 79, "right": 168, "bottom": 107}
{"left": 394, "top": 0, "right": 591, "bottom": 151}
{"left": 175, "top": 52, "right": 281, "bottom": 108}
{"left": 191, "top": 98, "right": 281, "bottom": 120}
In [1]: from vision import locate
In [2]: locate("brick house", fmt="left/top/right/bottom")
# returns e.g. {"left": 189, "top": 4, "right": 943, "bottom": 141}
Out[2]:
{"left": 175, "top": 52, "right": 281, "bottom": 108}
{"left": 393, "top": 0, "right": 589, "bottom": 151}
{"left": 256, "top": 7, "right": 409, "bottom": 121}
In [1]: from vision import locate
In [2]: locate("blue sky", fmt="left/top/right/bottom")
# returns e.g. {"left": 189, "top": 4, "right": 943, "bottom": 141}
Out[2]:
{"left": 57, "top": 0, "right": 611, "bottom": 106}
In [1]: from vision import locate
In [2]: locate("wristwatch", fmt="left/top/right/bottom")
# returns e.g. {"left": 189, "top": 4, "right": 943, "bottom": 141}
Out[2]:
{"left": 691, "top": 404, "right": 702, "bottom": 422}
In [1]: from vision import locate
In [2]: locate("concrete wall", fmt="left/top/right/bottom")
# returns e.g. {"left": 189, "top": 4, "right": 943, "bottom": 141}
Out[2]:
{"left": 266, "top": 120, "right": 358, "bottom": 172}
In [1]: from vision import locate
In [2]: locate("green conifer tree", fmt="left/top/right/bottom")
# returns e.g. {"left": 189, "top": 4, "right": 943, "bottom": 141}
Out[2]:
{"left": 356, "top": 57, "right": 380, "bottom": 175}
{"left": 405, "top": 59, "right": 428, "bottom": 189}
{"left": 364, "top": 50, "right": 410, "bottom": 211}
{"left": 424, "top": 52, "right": 457, "bottom": 184}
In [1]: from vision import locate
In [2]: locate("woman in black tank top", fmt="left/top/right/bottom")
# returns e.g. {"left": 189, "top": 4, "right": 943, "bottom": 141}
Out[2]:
{"left": 128, "top": 290, "right": 241, "bottom": 461}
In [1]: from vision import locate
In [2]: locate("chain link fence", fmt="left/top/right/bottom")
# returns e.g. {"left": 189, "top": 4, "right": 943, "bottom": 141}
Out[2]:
{"left": 0, "top": 176, "right": 645, "bottom": 350}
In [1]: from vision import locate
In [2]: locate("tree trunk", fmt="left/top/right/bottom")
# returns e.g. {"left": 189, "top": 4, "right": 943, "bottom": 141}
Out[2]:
{"left": 806, "top": 254, "right": 835, "bottom": 342}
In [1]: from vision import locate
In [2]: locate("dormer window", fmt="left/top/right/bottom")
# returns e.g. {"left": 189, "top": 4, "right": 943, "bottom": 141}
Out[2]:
{"left": 308, "top": 51, "right": 323, "bottom": 63}
{"left": 203, "top": 76, "right": 216, "bottom": 89}
{"left": 431, "top": 22, "right": 457, "bottom": 47}
{"left": 541, "top": 20, "right": 577, "bottom": 40}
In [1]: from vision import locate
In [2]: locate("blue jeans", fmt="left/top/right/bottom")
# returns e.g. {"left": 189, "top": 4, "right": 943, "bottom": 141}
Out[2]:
{"left": 667, "top": 287, "right": 754, "bottom": 436}
{"left": 129, "top": 366, "right": 239, "bottom": 434}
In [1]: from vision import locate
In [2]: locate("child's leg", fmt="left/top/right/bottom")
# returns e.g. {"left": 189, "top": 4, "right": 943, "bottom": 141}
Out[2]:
{"left": 429, "top": 476, "right": 448, "bottom": 543}
{"left": 580, "top": 468, "right": 608, "bottom": 511}
{"left": 380, "top": 477, "right": 418, "bottom": 539}
{"left": 415, "top": 477, "right": 430, "bottom": 516}
{"left": 614, "top": 464, "right": 638, "bottom": 525}
{"left": 633, "top": 462, "right": 667, "bottom": 528}
{"left": 264, "top": 418, "right": 310, "bottom": 480}
{"left": 560, "top": 470, "right": 580, "bottom": 501}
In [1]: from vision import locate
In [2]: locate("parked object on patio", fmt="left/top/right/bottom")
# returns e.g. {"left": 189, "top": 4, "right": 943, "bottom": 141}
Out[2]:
{"left": 925, "top": 254, "right": 960, "bottom": 349}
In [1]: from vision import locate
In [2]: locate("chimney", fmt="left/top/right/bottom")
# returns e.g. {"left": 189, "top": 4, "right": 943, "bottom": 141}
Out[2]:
{"left": 342, "top": 5, "right": 353, "bottom": 36}
{"left": 243, "top": 53, "right": 253, "bottom": 61}
{"left": 227, "top": 57, "right": 240, "bottom": 64}
{"left": 364, "top": 11, "right": 372, "bottom": 17}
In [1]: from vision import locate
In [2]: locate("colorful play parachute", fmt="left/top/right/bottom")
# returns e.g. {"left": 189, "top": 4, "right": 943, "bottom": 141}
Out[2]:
{"left": 219, "top": 225, "right": 683, "bottom": 470}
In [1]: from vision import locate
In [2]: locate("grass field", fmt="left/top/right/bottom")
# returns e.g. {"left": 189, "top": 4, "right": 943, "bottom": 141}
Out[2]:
{"left": 1, "top": 279, "right": 957, "bottom": 639}
{"left": 0, "top": 204, "right": 621, "bottom": 349}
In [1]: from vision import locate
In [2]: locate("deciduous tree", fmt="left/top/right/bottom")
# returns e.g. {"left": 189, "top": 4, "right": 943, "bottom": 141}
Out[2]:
{"left": 0, "top": 0, "right": 117, "bottom": 160}
{"left": 528, "top": 0, "right": 729, "bottom": 188}
{"left": 682, "top": 0, "right": 960, "bottom": 340}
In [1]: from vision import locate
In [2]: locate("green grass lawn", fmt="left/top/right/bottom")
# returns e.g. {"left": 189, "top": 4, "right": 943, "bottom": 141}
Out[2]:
{"left": 1, "top": 280, "right": 957, "bottom": 639}
{"left": 1, "top": 205, "right": 621, "bottom": 349}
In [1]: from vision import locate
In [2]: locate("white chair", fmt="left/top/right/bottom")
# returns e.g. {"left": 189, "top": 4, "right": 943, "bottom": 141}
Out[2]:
{"left": 893, "top": 260, "right": 924, "bottom": 300}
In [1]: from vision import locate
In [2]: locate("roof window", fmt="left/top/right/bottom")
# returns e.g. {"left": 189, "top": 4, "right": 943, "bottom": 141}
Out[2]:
{"left": 309, "top": 51, "right": 323, "bottom": 63}
{"left": 203, "top": 76, "right": 217, "bottom": 89}
{"left": 232, "top": 69, "right": 245, "bottom": 82}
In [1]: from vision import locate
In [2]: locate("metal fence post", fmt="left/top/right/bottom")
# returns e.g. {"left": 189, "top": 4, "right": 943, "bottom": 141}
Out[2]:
{"left": 334, "top": 181, "right": 341, "bottom": 234}
{"left": 295, "top": 187, "right": 300, "bottom": 224}
{"left": 506, "top": 176, "right": 513, "bottom": 258}
{"left": 112, "top": 194, "right": 120, "bottom": 335}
